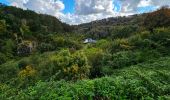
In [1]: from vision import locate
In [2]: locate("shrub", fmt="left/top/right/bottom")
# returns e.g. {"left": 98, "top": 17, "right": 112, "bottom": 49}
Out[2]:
{"left": 18, "top": 65, "right": 37, "bottom": 79}
{"left": 38, "top": 42, "right": 54, "bottom": 53}
{"left": 66, "top": 40, "right": 83, "bottom": 50}
{"left": 102, "top": 50, "right": 161, "bottom": 70}
{"left": 71, "top": 51, "right": 90, "bottom": 80}
{"left": 110, "top": 39, "right": 132, "bottom": 53}
{"left": 95, "top": 39, "right": 110, "bottom": 50}
{"left": 150, "top": 27, "right": 170, "bottom": 43}
{"left": 103, "top": 51, "right": 140, "bottom": 69}
{"left": 84, "top": 48, "right": 104, "bottom": 78}
{"left": 52, "top": 37, "right": 65, "bottom": 48}
{"left": 0, "top": 61, "right": 19, "bottom": 83}
{"left": 18, "top": 65, "right": 37, "bottom": 88}
{"left": 0, "top": 53, "right": 8, "bottom": 64}
{"left": 50, "top": 49, "right": 90, "bottom": 80}
{"left": 18, "top": 59, "right": 30, "bottom": 69}
{"left": 0, "top": 20, "right": 6, "bottom": 35}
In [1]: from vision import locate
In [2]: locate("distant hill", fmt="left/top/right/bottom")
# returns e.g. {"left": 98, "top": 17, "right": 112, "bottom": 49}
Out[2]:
{"left": 75, "top": 6, "right": 170, "bottom": 39}
{"left": 74, "top": 13, "right": 146, "bottom": 35}
{"left": 0, "top": 3, "right": 72, "bottom": 34}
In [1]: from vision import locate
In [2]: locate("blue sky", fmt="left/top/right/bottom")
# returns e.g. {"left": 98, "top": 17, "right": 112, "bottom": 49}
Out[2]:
{"left": 0, "top": 0, "right": 9, "bottom": 4}
{"left": 62, "top": 0, "right": 74, "bottom": 14}
{"left": 0, "top": 0, "right": 169, "bottom": 24}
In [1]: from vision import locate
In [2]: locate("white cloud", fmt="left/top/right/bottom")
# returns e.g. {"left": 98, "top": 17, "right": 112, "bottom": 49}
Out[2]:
{"left": 61, "top": 12, "right": 119, "bottom": 25}
{"left": 8, "top": 0, "right": 170, "bottom": 25}
{"left": 67, "top": 0, "right": 118, "bottom": 24}
{"left": 151, "top": 0, "right": 170, "bottom": 8}
{"left": 138, "top": 0, "right": 152, "bottom": 7}
{"left": 9, "top": 0, "right": 65, "bottom": 18}
{"left": 75, "top": 0, "right": 115, "bottom": 15}
{"left": 9, "top": 0, "right": 27, "bottom": 8}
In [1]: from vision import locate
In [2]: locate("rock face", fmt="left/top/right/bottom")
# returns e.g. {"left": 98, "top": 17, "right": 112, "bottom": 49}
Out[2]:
{"left": 17, "top": 41, "right": 36, "bottom": 56}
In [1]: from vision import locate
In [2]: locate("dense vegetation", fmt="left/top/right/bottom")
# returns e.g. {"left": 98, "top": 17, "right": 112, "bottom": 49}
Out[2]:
{"left": 0, "top": 3, "right": 170, "bottom": 99}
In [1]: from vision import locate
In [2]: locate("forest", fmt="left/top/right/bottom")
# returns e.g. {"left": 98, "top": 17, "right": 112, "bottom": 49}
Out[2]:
{"left": 0, "top": 3, "right": 170, "bottom": 100}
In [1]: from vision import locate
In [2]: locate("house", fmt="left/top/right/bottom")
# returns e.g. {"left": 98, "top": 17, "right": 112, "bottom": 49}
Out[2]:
{"left": 83, "top": 38, "right": 96, "bottom": 44}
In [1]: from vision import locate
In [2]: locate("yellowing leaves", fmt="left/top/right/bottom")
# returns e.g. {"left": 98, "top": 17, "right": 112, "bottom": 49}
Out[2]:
{"left": 71, "top": 64, "right": 79, "bottom": 74}
{"left": 18, "top": 65, "right": 37, "bottom": 79}
{"left": 63, "top": 64, "right": 79, "bottom": 74}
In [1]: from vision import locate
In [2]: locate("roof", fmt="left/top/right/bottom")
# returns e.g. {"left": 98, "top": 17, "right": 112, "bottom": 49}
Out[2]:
{"left": 84, "top": 38, "right": 96, "bottom": 43}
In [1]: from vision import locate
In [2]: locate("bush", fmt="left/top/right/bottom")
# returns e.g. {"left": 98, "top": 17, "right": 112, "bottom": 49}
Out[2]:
{"left": 50, "top": 49, "right": 90, "bottom": 80}
{"left": 95, "top": 39, "right": 110, "bottom": 50}
{"left": 52, "top": 37, "right": 65, "bottom": 48}
{"left": 38, "top": 43, "right": 54, "bottom": 53}
{"left": 0, "top": 53, "right": 8, "bottom": 64}
{"left": 0, "top": 20, "right": 6, "bottom": 35}
{"left": 110, "top": 25, "right": 137, "bottom": 39}
{"left": 0, "top": 61, "right": 19, "bottom": 83}
{"left": 128, "top": 28, "right": 170, "bottom": 55}
{"left": 103, "top": 51, "right": 140, "bottom": 69}
{"left": 110, "top": 39, "right": 132, "bottom": 53}
{"left": 18, "top": 59, "right": 30, "bottom": 69}
{"left": 84, "top": 48, "right": 104, "bottom": 78}
{"left": 102, "top": 50, "right": 161, "bottom": 70}
{"left": 18, "top": 65, "right": 37, "bottom": 88}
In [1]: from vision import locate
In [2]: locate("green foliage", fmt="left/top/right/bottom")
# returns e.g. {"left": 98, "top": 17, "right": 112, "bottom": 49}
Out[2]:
{"left": 1, "top": 39, "right": 16, "bottom": 57}
{"left": 102, "top": 50, "right": 162, "bottom": 74}
{"left": 38, "top": 42, "right": 54, "bottom": 53}
{"left": 0, "top": 53, "right": 8, "bottom": 64}
{"left": 84, "top": 48, "right": 104, "bottom": 78}
{"left": 18, "top": 59, "right": 30, "bottom": 69}
{"left": 0, "top": 20, "right": 6, "bottom": 35}
{"left": 51, "top": 49, "right": 90, "bottom": 80}
{"left": 0, "top": 4, "right": 170, "bottom": 100}
{"left": 103, "top": 51, "right": 139, "bottom": 71}
{"left": 18, "top": 65, "right": 38, "bottom": 88}
{"left": 95, "top": 39, "right": 110, "bottom": 50}
{"left": 0, "top": 61, "right": 19, "bottom": 83}
{"left": 0, "top": 5, "right": 72, "bottom": 34}
{"left": 20, "top": 22, "right": 32, "bottom": 38}
{"left": 1, "top": 57, "right": 170, "bottom": 99}
{"left": 52, "top": 36, "right": 83, "bottom": 50}
{"left": 110, "top": 25, "right": 138, "bottom": 39}
{"left": 0, "top": 19, "right": 16, "bottom": 63}
{"left": 110, "top": 38, "right": 132, "bottom": 52}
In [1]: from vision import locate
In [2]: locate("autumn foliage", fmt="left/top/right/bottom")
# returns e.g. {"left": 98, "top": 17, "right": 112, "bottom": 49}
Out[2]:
{"left": 144, "top": 6, "right": 170, "bottom": 31}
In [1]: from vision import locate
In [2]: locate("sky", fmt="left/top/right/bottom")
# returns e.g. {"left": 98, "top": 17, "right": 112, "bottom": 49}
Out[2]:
{"left": 0, "top": 0, "right": 170, "bottom": 25}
